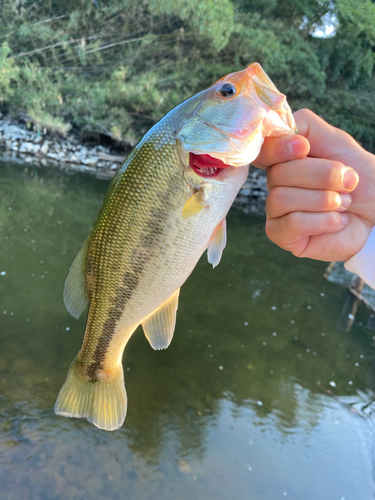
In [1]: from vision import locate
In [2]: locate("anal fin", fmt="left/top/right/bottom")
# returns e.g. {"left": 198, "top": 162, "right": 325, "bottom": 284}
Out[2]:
{"left": 207, "top": 218, "right": 227, "bottom": 268}
{"left": 142, "top": 289, "right": 180, "bottom": 350}
{"left": 182, "top": 190, "right": 207, "bottom": 219}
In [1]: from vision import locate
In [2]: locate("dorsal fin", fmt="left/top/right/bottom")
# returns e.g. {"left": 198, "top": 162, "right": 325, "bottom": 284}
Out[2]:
{"left": 63, "top": 238, "right": 90, "bottom": 319}
{"left": 207, "top": 218, "right": 227, "bottom": 268}
{"left": 142, "top": 289, "right": 180, "bottom": 350}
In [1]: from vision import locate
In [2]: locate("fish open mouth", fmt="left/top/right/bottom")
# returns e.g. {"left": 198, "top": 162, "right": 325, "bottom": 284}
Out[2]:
{"left": 189, "top": 153, "right": 233, "bottom": 178}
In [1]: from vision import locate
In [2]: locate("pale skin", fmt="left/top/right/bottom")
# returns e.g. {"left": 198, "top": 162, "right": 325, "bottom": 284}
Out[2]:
{"left": 253, "top": 109, "right": 375, "bottom": 262}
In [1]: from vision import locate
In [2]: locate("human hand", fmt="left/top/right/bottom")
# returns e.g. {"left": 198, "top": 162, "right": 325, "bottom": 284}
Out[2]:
{"left": 253, "top": 109, "right": 375, "bottom": 262}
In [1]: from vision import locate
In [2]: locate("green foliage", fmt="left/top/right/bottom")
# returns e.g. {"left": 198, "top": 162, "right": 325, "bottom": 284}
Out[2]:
{"left": 336, "top": 0, "right": 375, "bottom": 44}
{"left": 149, "top": 0, "right": 234, "bottom": 51}
{"left": 0, "top": 0, "right": 374, "bottom": 150}
{"left": 0, "top": 43, "right": 19, "bottom": 100}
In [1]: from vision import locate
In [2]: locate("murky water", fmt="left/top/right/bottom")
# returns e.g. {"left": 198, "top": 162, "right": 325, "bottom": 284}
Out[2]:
{"left": 1, "top": 159, "right": 375, "bottom": 500}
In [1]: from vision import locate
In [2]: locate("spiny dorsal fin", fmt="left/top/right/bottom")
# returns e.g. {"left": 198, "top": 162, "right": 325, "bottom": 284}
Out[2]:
{"left": 207, "top": 218, "right": 227, "bottom": 268}
{"left": 63, "top": 238, "right": 90, "bottom": 319}
{"left": 142, "top": 289, "right": 180, "bottom": 350}
{"left": 182, "top": 190, "right": 207, "bottom": 219}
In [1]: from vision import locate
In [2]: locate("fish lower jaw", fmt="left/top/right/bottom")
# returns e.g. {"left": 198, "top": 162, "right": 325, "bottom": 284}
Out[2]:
{"left": 191, "top": 165, "right": 225, "bottom": 178}
{"left": 189, "top": 152, "right": 232, "bottom": 178}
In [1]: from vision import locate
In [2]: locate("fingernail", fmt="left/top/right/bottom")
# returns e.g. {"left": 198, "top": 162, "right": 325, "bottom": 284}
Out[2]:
{"left": 338, "top": 193, "right": 352, "bottom": 211}
{"left": 343, "top": 169, "right": 359, "bottom": 190}
{"left": 287, "top": 138, "right": 308, "bottom": 158}
{"left": 341, "top": 213, "right": 349, "bottom": 225}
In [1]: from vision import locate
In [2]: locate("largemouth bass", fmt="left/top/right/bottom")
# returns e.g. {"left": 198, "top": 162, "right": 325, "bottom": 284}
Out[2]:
{"left": 55, "top": 63, "right": 295, "bottom": 430}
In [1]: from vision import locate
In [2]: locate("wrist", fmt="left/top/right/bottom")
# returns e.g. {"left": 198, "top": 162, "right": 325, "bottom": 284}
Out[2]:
{"left": 344, "top": 225, "right": 375, "bottom": 288}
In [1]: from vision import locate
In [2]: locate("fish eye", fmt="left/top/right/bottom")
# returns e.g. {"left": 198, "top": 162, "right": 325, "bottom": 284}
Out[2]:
{"left": 219, "top": 83, "right": 236, "bottom": 97}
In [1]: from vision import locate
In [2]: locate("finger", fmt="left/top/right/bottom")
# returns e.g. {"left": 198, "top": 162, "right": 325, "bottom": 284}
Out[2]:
{"left": 252, "top": 133, "right": 310, "bottom": 169}
{"left": 294, "top": 109, "right": 361, "bottom": 159}
{"left": 266, "top": 187, "right": 352, "bottom": 219}
{"left": 267, "top": 157, "right": 360, "bottom": 193}
{"left": 297, "top": 215, "right": 371, "bottom": 261}
{"left": 265, "top": 211, "right": 349, "bottom": 256}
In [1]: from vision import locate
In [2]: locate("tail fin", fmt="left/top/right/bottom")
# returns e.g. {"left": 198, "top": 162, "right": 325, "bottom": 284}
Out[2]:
{"left": 54, "top": 358, "right": 127, "bottom": 431}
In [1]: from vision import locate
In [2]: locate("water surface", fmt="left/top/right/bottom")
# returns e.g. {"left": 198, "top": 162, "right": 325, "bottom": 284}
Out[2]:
{"left": 0, "top": 160, "right": 374, "bottom": 500}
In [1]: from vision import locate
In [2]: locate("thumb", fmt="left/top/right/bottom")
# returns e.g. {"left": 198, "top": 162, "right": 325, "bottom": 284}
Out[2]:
{"left": 294, "top": 109, "right": 361, "bottom": 160}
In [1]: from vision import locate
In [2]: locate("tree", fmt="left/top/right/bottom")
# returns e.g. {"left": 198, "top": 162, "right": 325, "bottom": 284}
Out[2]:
{"left": 0, "top": 0, "right": 374, "bottom": 151}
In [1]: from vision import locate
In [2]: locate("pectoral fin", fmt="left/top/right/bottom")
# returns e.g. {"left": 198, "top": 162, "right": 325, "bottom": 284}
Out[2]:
{"left": 142, "top": 289, "right": 180, "bottom": 350}
{"left": 63, "top": 238, "right": 90, "bottom": 319}
{"left": 182, "top": 191, "right": 207, "bottom": 219}
{"left": 207, "top": 218, "right": 227, "bottom": 268}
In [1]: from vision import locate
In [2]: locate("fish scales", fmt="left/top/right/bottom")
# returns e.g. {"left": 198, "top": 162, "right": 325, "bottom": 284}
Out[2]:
{"left": 55, "top": 63, "right": 296, "bottom": 430}
{"left": 82, "top": 143, "right": 186, "bottom": 375}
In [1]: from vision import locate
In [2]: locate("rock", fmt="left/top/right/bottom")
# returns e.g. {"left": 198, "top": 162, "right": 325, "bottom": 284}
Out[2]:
{"left": 40, "top": 142, "right": 49, "bottom": 155}
{"left": 19, "top": 142, "right": 34, "bottom": 153}
{"left": 178, "top": 461, "right": 192, "bottom": 474}
{"left": 69, "top": 154, "right": 79, "bottom": 163}
{"left": 47, "top": 152, "right": 59, "bottom": 160}
{"left": 82, "top": 156, "right": 98, "bottom": 166}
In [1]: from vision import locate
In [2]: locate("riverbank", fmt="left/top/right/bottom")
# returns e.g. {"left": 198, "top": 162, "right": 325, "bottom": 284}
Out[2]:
{"left": 0, "top": 118, "right": 267, "bottom": 215}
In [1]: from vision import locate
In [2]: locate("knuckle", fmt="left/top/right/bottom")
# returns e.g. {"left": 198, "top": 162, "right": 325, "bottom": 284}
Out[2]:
{"left": 267, "top": 163, "right": 286, "bottom": 187}
{"left": 287, "top": 212, "right": 303, "bottom": 232}
{"left": 265, "top": 219, "right": 277, "bottom": 243}
{"left": 295, "top": 108, "right": 313, "bottom": 120}
{"left": 266, "top": 186, "right": 287, "bottom": 218}
{"left": 327, "top": 211, "right": 342, "bottom": 228}
{"left": 267, "top": 186, "right": 284, "bottom": 207}
{"left": 320, "top": 190, "right": 340, "bottom": 210}
{"left": 266, "top": 166, "right": 274, "bottom": 187}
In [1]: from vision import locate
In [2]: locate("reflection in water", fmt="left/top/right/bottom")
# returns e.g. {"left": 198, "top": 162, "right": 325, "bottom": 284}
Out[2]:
{"left": 0, "top": 160, "right": 375, "bottom": 499}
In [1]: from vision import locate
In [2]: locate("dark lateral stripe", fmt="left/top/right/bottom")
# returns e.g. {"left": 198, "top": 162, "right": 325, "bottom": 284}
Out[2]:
{"left": 87, "top": 268, "right": 141, "bottom": 380}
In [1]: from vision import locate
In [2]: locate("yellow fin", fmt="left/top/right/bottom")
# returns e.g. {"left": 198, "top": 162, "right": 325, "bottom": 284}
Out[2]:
{"left": 54, "top": 357, "right": 127, "bottom": 431}
{"left": 182, "top": 191, "right": 207, "bottom": 219}
{"left": 63, "top": 238, "right": 90, "bottom": 319}
{"left": 207, "top": 218, "right": 227, "bottom": 268}
{"left": 142, "top": 288, "right": 180, "bottom": 350}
